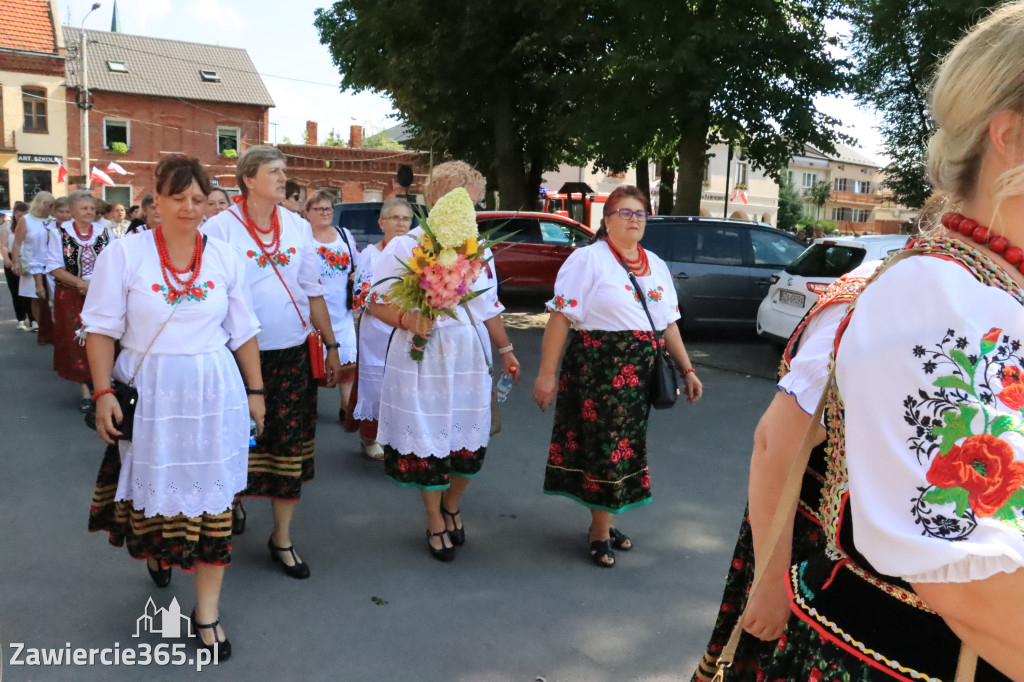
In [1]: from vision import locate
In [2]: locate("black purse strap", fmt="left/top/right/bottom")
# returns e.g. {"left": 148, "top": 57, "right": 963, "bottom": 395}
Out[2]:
{"left": 335, "top": 225, "right": 355, "bottom": 270}
{"left": 608, "top": 243, "right": 660, "bottom": 348}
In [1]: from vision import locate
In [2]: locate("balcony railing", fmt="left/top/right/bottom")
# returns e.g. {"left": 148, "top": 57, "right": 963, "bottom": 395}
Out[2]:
{"left": 831, "top": 189, "right": 880, "bottom": 206}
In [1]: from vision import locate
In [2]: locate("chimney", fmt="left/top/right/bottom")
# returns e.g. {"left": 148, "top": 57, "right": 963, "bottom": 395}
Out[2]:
{"left": 349, "top": 125, "right": 363, "bottom": 149}
{"left": 305, "top": 121, "right": 318, "bottom": 146}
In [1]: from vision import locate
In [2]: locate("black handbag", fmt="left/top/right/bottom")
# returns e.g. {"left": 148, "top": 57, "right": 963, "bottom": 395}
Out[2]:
{"left": 335, "top": 225, "right": 356, "bottom": 310}
{"left": 84, "top": 379, "right": 138, "bottom": 440}
{"left": 626, "top": 270, "right": 679, "bottom": 409}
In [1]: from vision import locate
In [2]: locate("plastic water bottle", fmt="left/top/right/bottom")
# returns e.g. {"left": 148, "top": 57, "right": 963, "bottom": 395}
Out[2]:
{"left": 495, "top": 372, "right": 515, "bottom": 403}
{"left": 249, "top": 418, "right": 258, "bottom": 447}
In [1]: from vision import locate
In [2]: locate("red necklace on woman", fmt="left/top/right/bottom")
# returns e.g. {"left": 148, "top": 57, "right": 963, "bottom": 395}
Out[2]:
{"left": 154, "top": 226, "right": 204, "bottom": 296}
{"left": 72, "top": 220, "right": 93, "bottom": 241}
{"left": 606, "top": 238, "right": 650, "bottom": 276}
{"left": 240, "top": 199, "right": 281, "bottom": 255}
{"left": 941, "top": 212, "right": 1024, "bottom": 271}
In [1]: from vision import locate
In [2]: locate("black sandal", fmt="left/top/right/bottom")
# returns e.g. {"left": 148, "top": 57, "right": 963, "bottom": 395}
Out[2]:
{"left": 609, "top": 527, "right": 632, "bottom": 551}
{"left": 231, "top": 500, "right": 246, "bottom": 535}
{"left": 440, "top": 505, "right": 465, "bottom": 546}
{"left": 426, "top": 528, "right": 455, "bottom": 562}
{"left": 589, "top": 539, "right": 615, "bottom": 567}
{"left": 147, "top": 558, "right": 172, "bottom": 588}
{"left": 190, "top": 609, "right": 231, "bottom": 660}
{"left": 268, "top": 538, "right": 310, "bottom": 579}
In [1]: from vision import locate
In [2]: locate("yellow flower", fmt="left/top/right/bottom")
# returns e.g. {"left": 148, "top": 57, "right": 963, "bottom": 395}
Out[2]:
{"left": 418, "top": 232, "right": 434, "bottom": 252}
{"left": 408, "top": 246, "right": 435, "bottom": 273}
{"left": 462, "top": 237, "right": 478, "bottom": 257}
{"left": 427, "top": 187, "right": 478, "bottom": 248}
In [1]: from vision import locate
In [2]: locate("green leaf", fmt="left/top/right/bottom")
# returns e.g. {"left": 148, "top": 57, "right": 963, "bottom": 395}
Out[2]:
{"left": 1006, "top": 489, "right": 1024, "bottom": 509}
{"left": 931, "top": 404, "right": 978, "bottom": 454}
{"left": 922, "top": 486, "right": 970, "bottom": 517}
{"left": 992, "top": 415, "right": 1015, "bottom": 437}
{"left": 980, "top": 340, "right": 996, "bottom": 356}
{"left": 949, "top": 350, "right": 975, "bottom": 377}
{"left": 932, "top": 376, "right": 974, "bottom": 395}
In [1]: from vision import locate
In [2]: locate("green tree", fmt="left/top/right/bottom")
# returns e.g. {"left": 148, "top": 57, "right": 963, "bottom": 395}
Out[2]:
{"left": 847, "top": 1, "right": 1002, "bottom": 209}
{"left": 776, "top": 175, "right": 803, "bottom": 232}
{"left": 571, "top": 0, "right": 848, "bottom": 214}
{"left": 314, "top": 1, "right": 595, "bottom": 209}
{"left": 323, "top": 128, "right": 347, "bottom": 147}
{"left": 363, "top": 130, "right": 404, "bottom": 150}
{"left": 804, "top": 180, "right": 832, "bottom": 219}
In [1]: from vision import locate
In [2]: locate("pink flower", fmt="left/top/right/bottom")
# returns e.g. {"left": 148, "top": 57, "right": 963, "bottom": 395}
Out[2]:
{"left": 610, "top": 450, "right": 621, "bottom": 463}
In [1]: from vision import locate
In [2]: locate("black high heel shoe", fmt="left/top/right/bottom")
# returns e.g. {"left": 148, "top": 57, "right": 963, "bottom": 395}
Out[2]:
{"left": 426, "top": 529, "right": 455, "bottom": 562}
{"left": 440, "top": 505, "right": 465, "bottom": 546}
{"left": 231, "top": 500, "right": 246, "bottom": 536}
{"left": 268, "top": 538, "right": 310, "bottom": 579}
{"left": 190, "top": 609, "right": 231, "bottom": 661}
{"left": 147, "top": 559, "right": 172, "bottom": 588}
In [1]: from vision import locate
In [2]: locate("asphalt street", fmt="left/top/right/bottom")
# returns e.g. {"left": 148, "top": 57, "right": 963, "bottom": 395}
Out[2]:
{"left": 0, "top": 294, "right": 782, "bottom": 682}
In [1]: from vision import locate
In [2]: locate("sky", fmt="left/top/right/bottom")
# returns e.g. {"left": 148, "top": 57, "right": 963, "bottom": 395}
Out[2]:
{"left": 59, "top": 0, "right": 886, "bottom": 163}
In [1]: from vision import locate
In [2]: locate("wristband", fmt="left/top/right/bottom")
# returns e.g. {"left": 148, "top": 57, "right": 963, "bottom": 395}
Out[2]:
{"left": 398, "top": 312, "right": 407, "bottom": 330}
{"left": 246, "top": 387, "right": 266, "bottom": 396}
{"left": 92, "top": 387, "right": 116, "bottom": 401}
{"left": 498, "top": 344, "right": 514, "bottom": 354}
{"left": 681, "top": 367, "right": 697, "bottom": 376}
{"left": 324, "top": 342, "right": 340, "bottom": 350}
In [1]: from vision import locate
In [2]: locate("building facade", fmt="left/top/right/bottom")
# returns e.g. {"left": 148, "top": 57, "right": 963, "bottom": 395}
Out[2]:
{"left": 63, "top": 27, "right": 273, "bottom": 205}
{"left": 699, "top": 144, "right": 779, "bottom": 224}
{"left": 0, "top": 0, "right": 68, "bottom": 208}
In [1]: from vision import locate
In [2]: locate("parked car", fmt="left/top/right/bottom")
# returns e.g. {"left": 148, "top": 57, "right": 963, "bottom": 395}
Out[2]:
{"left": 639, "top": 216, "right": 807, "bottom": 332}
{"left": 332, "top": 201, "right": 423, "bottom": 249}
{"left": 477, "top": 211, "right": 595, "bottom": 296}
{"left": 756, "top": 234, "right": 909, "bottom": 345}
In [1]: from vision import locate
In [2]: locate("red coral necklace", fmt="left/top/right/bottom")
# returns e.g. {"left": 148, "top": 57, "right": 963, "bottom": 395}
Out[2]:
{"left": 942, "top": 212, "right": 1024, "bottom": 271}
{"left": 154, "top": 226, "right": 203, "bottom": 296}
{"left": 606, "top": 239, "right": 650, "bottom": 276}
{"left": 240, "top": 199, "right": 281, "bottom": 256}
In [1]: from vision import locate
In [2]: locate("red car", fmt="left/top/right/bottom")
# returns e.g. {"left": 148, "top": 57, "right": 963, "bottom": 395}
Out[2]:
{"left": 478, "top": 211, "right": 595, "bottom": 296}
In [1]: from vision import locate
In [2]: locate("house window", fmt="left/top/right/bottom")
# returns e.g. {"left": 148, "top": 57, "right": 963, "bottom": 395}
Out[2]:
{"left": 855, "top": 180, "right": 872, "bottom": 194}
{"left": 104, "top": 119, "right": 129, "bottom": 150}
{"left": 802, "top": 203, "right": 817, "bottom": 218}
{"left": 833, "top": 177, "right": 849, "bottom": 192}
{"left": 853, "top": 209, "right": 872, "bottom": 222}
{"left": 103, "top": 185, "right": 132, "bottom": 207}
{"left": 217, "top": 126, "right": 240, "bottom": 155}
{"left": 734, "top": 162, "right": 748, "bottom": 187}
{"left": 200, "top": 70, "right": 221, "bottom": 82}
{"left": 22, "top": 87, "right": 47, "bottom": 133}
{"left": 107, "top": 60, "right": 128, "bottom": 72}
{"left": 801, "top": 172, "right": 817, "bottom": 189}
{"left": 786, "top": 170, "right": 793, "bottom": 186}
{"left": 23, "top": 169, "right": 51, "bottom": 200}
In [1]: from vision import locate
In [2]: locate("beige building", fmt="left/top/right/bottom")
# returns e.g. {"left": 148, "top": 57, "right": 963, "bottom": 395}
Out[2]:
{"left": 699, "top": 144, "right": 779, "bottom": 224}
{"left": 1, "top": 0, "right": 68, "bottom": 208}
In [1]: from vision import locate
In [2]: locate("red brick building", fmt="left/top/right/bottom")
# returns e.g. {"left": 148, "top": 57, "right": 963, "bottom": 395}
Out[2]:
{"left": 63, "top": 27, "right": 273, "bottom": 205}
{"left": 278, "top": 121, "right": 428, "bottom": 203}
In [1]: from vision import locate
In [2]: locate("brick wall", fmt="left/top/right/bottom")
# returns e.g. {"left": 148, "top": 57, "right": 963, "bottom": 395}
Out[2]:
{"left": 278, "top": 144, "right": 428, "bottom": 201}
{"left": 65, "top": 89, "right": 267, "bottom": 202}
{"left": 0, "top": 51, "right": 64, "bottom": 77}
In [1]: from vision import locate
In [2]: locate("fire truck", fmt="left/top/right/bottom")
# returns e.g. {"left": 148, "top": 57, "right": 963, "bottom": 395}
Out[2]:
{"left": 541, "top": 182, "right": 608, "bottom": 232}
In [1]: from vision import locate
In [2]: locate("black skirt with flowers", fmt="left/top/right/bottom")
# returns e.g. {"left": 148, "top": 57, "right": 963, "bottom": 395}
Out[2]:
{"left": 543, "top": 329, "right": 660, "bottom": 513}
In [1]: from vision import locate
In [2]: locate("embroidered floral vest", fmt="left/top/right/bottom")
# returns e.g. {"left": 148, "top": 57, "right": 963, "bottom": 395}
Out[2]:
{"left": 60, "top": 228, "right": 111, "bottom": 278}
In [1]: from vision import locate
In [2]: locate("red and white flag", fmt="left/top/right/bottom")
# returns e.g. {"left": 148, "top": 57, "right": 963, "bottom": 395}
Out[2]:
{"left": 730, "top": 190, "right": 748, "bottom": 205}
{"left": 106, "top": 161, "right": 127, "bottom": 175}
{"left": 57, "top": 163, "right": 67, "bottom": 184}
{"left": 90, "top": 166, "right": 115, "bottom": 187}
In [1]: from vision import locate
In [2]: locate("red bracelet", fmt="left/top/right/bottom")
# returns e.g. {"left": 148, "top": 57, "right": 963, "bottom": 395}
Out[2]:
{"left": 681, "top": 367, "right": 697, "bottom": 375}
{"left": 398, "top": 312, "right": 407, "bottom": 330}
{"left": 92, "top": 387, "right": 116, "bottom": 401}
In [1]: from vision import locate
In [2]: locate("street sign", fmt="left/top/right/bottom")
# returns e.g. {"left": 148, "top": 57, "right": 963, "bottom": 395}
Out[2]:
{"left": 17, "top": 154, "right": 62, "bottom": 165}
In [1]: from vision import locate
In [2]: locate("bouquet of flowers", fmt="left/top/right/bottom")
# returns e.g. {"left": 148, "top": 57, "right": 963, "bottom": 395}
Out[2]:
{"left": 380, "top": 187, "right": 498, "bottom": 361}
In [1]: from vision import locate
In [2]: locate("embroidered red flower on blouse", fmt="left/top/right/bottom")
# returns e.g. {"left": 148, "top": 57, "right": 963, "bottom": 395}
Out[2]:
{"left": 926, "top": 434, "right": 1024, "bottom": 517}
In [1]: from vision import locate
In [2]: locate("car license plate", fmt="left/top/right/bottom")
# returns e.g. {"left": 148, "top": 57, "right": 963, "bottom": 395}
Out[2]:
{"left": 779, "top": 290, "right": 805, "bottom": 308}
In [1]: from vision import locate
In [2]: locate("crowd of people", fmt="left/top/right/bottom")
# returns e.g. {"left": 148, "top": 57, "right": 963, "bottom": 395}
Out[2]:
{"left": 6, "top": 6, "right": 1024, "bottom": 672}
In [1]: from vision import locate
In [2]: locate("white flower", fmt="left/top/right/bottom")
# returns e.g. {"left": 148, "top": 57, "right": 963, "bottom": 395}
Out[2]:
{"left": 437, "top": 247, "right": 459, "bottom": 267}
{"left": 427, "top": 187, "right": 478, "bottom": 248}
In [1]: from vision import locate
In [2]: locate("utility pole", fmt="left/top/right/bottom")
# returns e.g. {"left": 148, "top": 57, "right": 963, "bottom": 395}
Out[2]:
{"left": 80, "top": 3, "right": 101, "bottom": 190}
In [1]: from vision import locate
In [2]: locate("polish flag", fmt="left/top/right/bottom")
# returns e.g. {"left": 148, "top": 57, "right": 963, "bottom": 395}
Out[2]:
{"left": 57, "top": 163, "right": 67, "bottom": 184}
{"left": 730, "top": 190, "right": 748, "bottom": 204}
{"left": 106, "top": 161, "right": 128, "bottom": 175}
{"left": 91, "top": 166, "right": 116, "bottom": 187}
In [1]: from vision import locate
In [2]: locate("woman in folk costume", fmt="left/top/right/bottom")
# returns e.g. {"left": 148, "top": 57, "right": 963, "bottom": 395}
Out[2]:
{"left": 85, "top": 156, "right": 264, "bottom": 659}
{"left": 202, "top": 145, "right": 342, "bottom": 579}
{"left": 11, "top": 191, "right": 55, "bottom": 344}
{"left": 46, "top": 191, "right": 116, "bottom": 411}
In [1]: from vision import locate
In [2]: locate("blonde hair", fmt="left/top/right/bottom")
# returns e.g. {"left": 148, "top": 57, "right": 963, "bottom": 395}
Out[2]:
{"left": 426, "top": 161, "right": 485, "bottom": 206}
{"left": 928, "top": 3, "right": 1024, "bottom": 207}
{"left": 28, "top": 191, "right": 55, "bottom": 218}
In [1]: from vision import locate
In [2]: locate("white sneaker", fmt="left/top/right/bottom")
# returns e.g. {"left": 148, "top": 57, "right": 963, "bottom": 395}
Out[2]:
{"left": 361, "top": 439, "right": 385, "bottom": 461}
{"left": 16, "top": 320, "right": 28, "bottom": 331}
{"left": 28, "top": 321, "right": 38, "bottom": 332}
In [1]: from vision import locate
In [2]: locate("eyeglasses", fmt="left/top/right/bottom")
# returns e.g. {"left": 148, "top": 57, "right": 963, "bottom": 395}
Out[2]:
{"left": 383, "top": 215, "right": 413, "bottom": 224}
{"left": 309, "top": 207, "right": 333, "bottom": 215}
{"left": 608, "top": 208, "right": 648, "bottom": 221}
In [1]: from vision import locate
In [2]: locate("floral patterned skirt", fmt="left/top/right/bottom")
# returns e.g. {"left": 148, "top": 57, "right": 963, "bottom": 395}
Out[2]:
{"left": 543, "top": 329, "right": 659, "bottom": 513}
{"left": 244, "top": 343, "right": 317, "bottom": 500}
{"left": 383, "top": 445, "right": 486, "bottom": 490}
{"left": 89, "top": 445, "right": 232, "bottom": 569}
{"left": 691, "top": 507, "right": 826, "bottom": 682}
{"left": 53, "top": 285, "right": 89, "bottom": 383}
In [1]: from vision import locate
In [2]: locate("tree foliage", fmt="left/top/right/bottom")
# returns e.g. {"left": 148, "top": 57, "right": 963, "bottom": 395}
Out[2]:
{"left": 776, "top": 176, "right": 804, "bottom": 232}
{"left": 847, "top": 0, "right": 1002, "bottom": 209}
{"left": 804, "top": 180, "right": 833, "bottom": 219}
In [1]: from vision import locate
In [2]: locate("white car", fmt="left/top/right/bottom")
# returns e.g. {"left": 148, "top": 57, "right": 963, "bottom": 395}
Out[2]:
{"left": 756, "top": 234, "right": 909, "bottom": 345}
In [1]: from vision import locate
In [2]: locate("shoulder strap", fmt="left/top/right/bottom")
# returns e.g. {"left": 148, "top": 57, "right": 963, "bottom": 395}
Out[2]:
{"left": 335, "top": 225, "right": 355, "bottom": 265}
{"left": 229, "top": 207, "right": 307, "bottom": 328}
{"left": 608, "top": 243, "right": 660, "bottom": 343}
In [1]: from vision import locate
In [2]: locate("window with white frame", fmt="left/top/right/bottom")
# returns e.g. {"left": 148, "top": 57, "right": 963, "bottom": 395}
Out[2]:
{"left": 833, "top": 177, "right": 849, "bottom": 192}
{"left": 801, "top": 172, "right": 817, "bottom": 189}
{"left": 104, "top": 118, "right": 129, "bottom": 150}
{"left": 802, "top": 203, "right": 817, "bottom": 218}
{"left": 786, "top": 170, "right": 794, "bottom": 186}
{"left": 217, "top": 126, "right": 240, "bottom": 155}
{"left": 855, "top": 180, "right": 872, "bottom": 194}
{"left": 854, "top": 209, "right": 872, "bottom": 222}
{"left": 734, "top": 161, "right": 748, "bottom": 187}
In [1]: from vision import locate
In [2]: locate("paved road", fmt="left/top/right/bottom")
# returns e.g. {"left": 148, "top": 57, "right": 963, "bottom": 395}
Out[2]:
{"left": 0, "top": 296, "right": 782, "bottom": 682}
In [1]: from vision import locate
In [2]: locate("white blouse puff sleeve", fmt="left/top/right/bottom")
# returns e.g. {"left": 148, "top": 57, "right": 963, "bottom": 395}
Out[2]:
{"left": 837, "top": 255, "right": 1024, "bottom": 584}
{"left": 545, "top": 246, "right": 595, "bottom": 327}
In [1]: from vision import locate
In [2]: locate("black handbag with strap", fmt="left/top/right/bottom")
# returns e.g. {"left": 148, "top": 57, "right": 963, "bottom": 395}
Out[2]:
{"left": 625, "top": 269, "right": 679, "bottom": 409}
